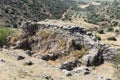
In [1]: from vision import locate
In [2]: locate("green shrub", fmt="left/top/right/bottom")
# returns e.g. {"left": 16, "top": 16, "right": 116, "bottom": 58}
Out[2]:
{"left": 95, "top": 35, "right": 101, "bottom": 41}
{"left": 107, "top": 27, "right": 114, "bottom": 32}
{"left": 107, "top": 36, "right": 117, "bottom": 41}
{"left": 97, "top": 29, "right": 104, "bottom": 34}
{"left": 114, "top": 51, "right": 120, "bottom": 79}
{"left": 0, "top": 27, "right": 14, "bottom": 47}
{"left": 111, "top": 21, "right": 118, "bottom": 26}
{"left": 115, "top": 29, "right": 119, "bottom": 33}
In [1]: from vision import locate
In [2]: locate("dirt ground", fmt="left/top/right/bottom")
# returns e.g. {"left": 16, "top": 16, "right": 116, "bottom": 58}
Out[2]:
{"left": 0, "top": 48, "right": 115, "bottom": 80}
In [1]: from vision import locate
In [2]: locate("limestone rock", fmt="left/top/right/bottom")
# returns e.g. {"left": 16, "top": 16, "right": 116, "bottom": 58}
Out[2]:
{"left": 41, "top": 53, "right": 59, "bottom": 61}
{"left": 13, "top": 54, "right": 25, "bottom": 60}
{"left": 82, "top": 48, "right": 104, "bottom": 66}
{"left": 26, "top": 50, "right": 34, "bottom": 56}
{"left": 60, "top": 59, "right": 81, "bottom": 71}
{"left": 43, "top": 74, "right": 54, "bottom": 80}
{"left": 24, "top": 61, "right": 34, "bottom": 66}
{"left": 20, "top": 21, "right": 38, "bottom": 36}
{"left": 62, "top": 69, "right": 72, "bottom": 76}
{"left": 73, "top": 66, "right": 90, "bottom": 75}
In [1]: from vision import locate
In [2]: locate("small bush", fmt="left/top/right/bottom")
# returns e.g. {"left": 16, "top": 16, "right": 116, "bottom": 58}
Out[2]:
{"left": 115, "top": 29, "right": 119, "bottom": 33}
{"left": 97, "top": 29, "right": 104, "bottom": 34}
{"left": 0, "top": 27, "right": 14, "bottom": 47}
{"left": 114, "top": 51, "right": 120, "bottom": 79}
{"left": 111, "top": 21, "right": 118, "bottom": 26}
{"left": 107, "top": 36, "right": 117, "bottom": 41}
{"left": 95, "top": 35, "right": 101, "bottom": 41}
{"left": 107, "top": 27, "right": 114, "bottom": 32}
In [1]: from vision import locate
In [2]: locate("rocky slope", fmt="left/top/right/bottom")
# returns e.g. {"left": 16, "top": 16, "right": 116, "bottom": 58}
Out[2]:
{"left": 9, "top": 21, "right": 118, "bottom": 63}
{"left": 1, "top": 20, "right": 118, "bottom": 80}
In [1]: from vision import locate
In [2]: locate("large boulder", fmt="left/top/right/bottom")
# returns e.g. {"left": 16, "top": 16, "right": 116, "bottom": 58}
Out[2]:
{"left": 102, "top": 47, "right": 118, "bottom": 62}
{"left": 82, "top": 48, "right": 104, "bottom": 66}
{"left": 20, "top": 21, "right": 38, "bottom": 36}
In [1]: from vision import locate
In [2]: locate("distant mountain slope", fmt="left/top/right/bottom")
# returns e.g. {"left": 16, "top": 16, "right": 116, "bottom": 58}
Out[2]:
{"left": 73, "top": 0, "right": 114, "bottom": 2}
{"left": 0, "top": 0, "right": 75, "bottom": 27}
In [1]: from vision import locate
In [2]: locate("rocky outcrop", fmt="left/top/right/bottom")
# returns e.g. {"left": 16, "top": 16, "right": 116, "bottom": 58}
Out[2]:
{"left": 20, "top": 21, "right": 38, "bottom": 36}
{"left": 9, "top": 21, "right": 119, "bottom": 68}
{"left": 101, "top": 46, "right": 118, "bottom": 62}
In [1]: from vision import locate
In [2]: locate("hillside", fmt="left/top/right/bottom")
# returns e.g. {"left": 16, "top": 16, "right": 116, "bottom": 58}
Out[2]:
{"left": 63, "top": 0, "right": 120, "bottom": 46}
{"left": 0, "top": 0, "right": 75, "bottom": 28}
{"left": 73, "top": 0, "right": 114, "bottom": 2}
{"left": 0, "top": 0, "right": 120, "bottom": 80}
{"left": 0, "top": 20, "right": 117, "bottom": 80}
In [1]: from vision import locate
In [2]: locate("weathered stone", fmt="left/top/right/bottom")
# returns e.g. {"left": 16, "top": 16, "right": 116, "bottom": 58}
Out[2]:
{"left": 43, "top": 74, "right": 54, "bottom": 80}
{"left": 20, "top": 21, "right": 38, "bottom": 36}
{"left": 32, "top": 53, "right": 42, "bottom": 59}
{"left": 17, "top": 55, "right": 25, "bottom": 60}
{"left": 41, "top": 54, "right": 59, "bottom": 61}
{"left": 102, "top": 47, "right": 118, "bottom": 62}
{"left": 26, "top": 50, "right": 34, "bottom": 56}
{"left": 3, "top": 45, "right": 8, "bottom": 49}
{"left": 15, "top": 40, "right": 21, "bottom": 47}
{"left": 24, "top": 61, "right": 33, "bottom": 66}
{"left": 66, "top": 38, "right": 82, "bottom": 51}
{"left": 60, "top": 59, "right": 81, "bottom": 71}
{"left": 13, "top": 54, "right": 25, "bottom": 60}
{"left": 62, "top": 69, "right": 72, "bottom": 76}
{"left": 0, "top": 58, "right": 5, "bottom": 62}
{"left": 104, "top": 78, "right": 111, "bottom": 80}
{"left": 82, "top": 48, "right": 104, "bottom": 66}
{"left": 73, "top": 66, "right": 90, "bottom": 75}
{"left": 86, "top": 31, "right": 92, "bottom": 36}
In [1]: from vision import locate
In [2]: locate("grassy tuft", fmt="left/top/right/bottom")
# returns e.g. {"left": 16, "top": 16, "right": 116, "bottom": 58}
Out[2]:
{"left": 95, "top": 35, "right": 101, "bottom": 41}
{"left": 107, "top": 36, "right": 117, "bottom": 41}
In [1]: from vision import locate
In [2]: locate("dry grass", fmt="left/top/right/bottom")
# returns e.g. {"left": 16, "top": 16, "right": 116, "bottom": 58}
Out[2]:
{"left": 9, "top": 29, "right": 22, "bottom": 43}
{"left": 69, "top": 45, "right": 89, "bottom": 59}
{"left": 36, "top": 28, "right": 89, "bottom": 65}
{"left": 37, "top": 29, "right": 56, "bottom": 39}
{"left": 36, "top": 29, "right": 68, "bottom": 54}
{"left": 57, "top": 38, "right": 66, "bottom": 50}
{"left": 94, "top": 31, "right": 120, "bottom": 47}
{"left": 70, "top": 18, "right": 120, "bottom": 47}
{"left": 52, "top": 45, "right": 89, "bottom": 65}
